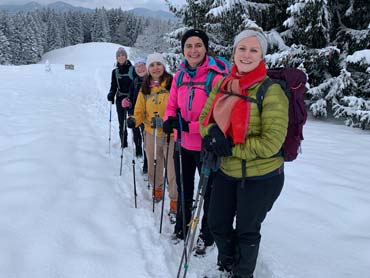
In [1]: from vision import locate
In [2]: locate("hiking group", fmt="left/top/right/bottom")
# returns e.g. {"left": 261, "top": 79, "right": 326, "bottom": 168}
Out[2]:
{"left": 107, "top": 27, "right": 307, "bottom": 278}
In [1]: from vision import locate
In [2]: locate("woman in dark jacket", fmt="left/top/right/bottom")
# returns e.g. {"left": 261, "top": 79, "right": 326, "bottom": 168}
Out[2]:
{"left": 107, "top": 47, "right": 134, "bottom": 148}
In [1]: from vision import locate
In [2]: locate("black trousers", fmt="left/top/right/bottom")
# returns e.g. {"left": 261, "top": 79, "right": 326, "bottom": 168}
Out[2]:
{"left": 115, "top": 99, "right": 127, "bottom": 148}
{"left": 132, "top": 124, "right": 144, "bottom": 157}
{"left": 208, "top": 170, "right": 284, "bottom": 277}
{"left": 173, "top": 145, "right": 214, "bottom": 245}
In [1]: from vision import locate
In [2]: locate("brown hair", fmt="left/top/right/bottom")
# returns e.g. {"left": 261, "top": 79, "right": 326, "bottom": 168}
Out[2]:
{"left": 141, "top": 70, "right": 173, "bottom": 95}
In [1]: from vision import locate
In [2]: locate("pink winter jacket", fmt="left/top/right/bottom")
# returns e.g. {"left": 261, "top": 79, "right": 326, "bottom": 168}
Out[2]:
{"left": 165, "top": 55, "right": 229, "bottom": 151}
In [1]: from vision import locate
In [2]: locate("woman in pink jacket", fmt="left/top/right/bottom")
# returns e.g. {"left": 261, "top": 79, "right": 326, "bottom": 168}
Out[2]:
{"left": 163, "top": 29, "right": 229, "bottom": 255}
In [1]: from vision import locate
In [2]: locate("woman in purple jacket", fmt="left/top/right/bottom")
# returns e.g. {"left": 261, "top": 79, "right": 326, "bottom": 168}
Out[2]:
{"left": 163, "top": 29, "right": 229, "bottom": 255}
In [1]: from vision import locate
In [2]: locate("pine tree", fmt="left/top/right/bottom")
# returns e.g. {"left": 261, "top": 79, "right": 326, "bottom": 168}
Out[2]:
{"left": 0, "top": 10, "right": 16, "bottom": 64}
{"left": 0, "top": 29, "right": 11, "bottom": 64}
{"left": 45, "top": 9, "right": 63, "bottom": 51}
{"left": 134, "top": 19, "right": 171, "bottom": 54}
{"left": 283, "top": 0, "right": 332, "bottom": 48}
{"left": 66, "top": 11, "right": 84, "bottom": 45}
{"left": 91, "top": 8, "right": 111, "bottom": 42}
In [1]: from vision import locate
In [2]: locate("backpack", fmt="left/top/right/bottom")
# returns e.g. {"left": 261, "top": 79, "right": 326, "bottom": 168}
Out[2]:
{"left": 256, "top": 68, "right": 307, "bottom": 161}
{"left": 176, "top": 56, "right": 231, "bottom": 96}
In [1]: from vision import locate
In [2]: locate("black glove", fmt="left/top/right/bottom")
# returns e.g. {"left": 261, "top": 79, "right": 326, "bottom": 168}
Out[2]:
{"left": 162, "top": 119, "right": 173, "bottom": 134}
{"left": 151, "top": 117, "right": 163, "bottom": 129}
{"left": 208, "top": 125, "right": 232, "bottom": 157}
{"left": 127, "top": 117, "right": 136, "bottom": 129}
{"left": 202, "top": 135, "right": 214, "bottom": 151}
{"left": 170, "top": 116, "right": 189, "bottom": 132}
{"left": 107, "top": 92, "right": 115, "bottom": 104}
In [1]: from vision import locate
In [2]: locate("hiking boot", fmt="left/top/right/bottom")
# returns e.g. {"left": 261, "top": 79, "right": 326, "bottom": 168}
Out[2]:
{"left": 171, "top": 229, "right": 184, "bottom": 244}
{"left": 217, "top": 260, "right": 233, "bottom": 274}
{"left": 170, "top": 200, "right": 177, "bottom": 212}
{"left": 142, "top": 158, "right": 148, "bottom": 174}
{"left": 153, "top": 187, "right": 163, "bottom": 203}
{"left": 121, "top": 137, "right": 128, "bottom": 148}
{"left": 194, "top": 236, "right": 215, "bottom": 256}
{"left": 168, "top": 200, "right": 177, "bottom": 224}
{"left": 136, "top": 146, "right": 143, "bottom": 158}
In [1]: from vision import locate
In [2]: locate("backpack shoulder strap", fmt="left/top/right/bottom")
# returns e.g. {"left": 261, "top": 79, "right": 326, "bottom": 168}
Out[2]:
{"left": 205, "top": 70, "right": 217, "bottom": 96}
{"left": 176, "top": 71, "right": 185, "bottom": 88}
{"left": 256, "top": 78, "right": 275, "bottom": 113}
{"left": 115, "top": 68, "right": 121, "bottom": 91}
{"left": 219, "top": 89, "right": 259, "bottom": 104}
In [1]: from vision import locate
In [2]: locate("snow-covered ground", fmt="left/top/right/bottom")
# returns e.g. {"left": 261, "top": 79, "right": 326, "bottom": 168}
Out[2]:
{"left": 0, "top": 42, "right": 369, "bottom": 278}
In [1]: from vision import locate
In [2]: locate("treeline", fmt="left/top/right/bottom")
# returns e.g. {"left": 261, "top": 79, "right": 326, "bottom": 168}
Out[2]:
{"left": 0, "top": 8, "right": 151, "bottom": 65}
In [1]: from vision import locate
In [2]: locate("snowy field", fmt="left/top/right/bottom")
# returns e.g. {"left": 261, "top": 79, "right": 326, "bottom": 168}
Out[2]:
{"left": 0, "top": 42, "right": 369, "bottom": 278}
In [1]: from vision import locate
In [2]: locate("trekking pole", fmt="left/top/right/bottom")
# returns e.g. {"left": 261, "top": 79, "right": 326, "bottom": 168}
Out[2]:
{"left": 131, "top": 130, "right": 137, "bottom": 208}
{"left": 175, "top": 109, "right": 188, "bottom": 275}
{"left": 108, "top": 102, "right": 112, "bottom": 154}
{"left": 119, "top": 112, "right": 127, "bottom": 176}
{"left": 139, "top": 125, "right": 150, "bottom": 190}
{"left": 178, "top": 151, "right": 220, "bottom": 278}
{"left": 152, "top": 112, "right": 159, "bottom": 213}
{"left": 176, "top": 167, "right": 204, "bottom": 277}
{"left": 183, "top": 152, "right": 219, "bottom": 278}
{"left": 159, "top": 133, "right": 171, "bottom": 233}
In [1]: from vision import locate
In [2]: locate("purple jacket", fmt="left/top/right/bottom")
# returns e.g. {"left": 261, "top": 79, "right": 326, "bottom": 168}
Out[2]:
{"left": 165, "top": 55, "right": 229, "bottom": 151}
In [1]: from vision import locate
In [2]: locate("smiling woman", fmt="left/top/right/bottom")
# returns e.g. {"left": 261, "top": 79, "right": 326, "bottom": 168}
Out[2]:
{"left": 163, "top": 28, "right": 230, "bottom": 257}
{"left": 199, "top": 28, "right": 289, "bottom": 278}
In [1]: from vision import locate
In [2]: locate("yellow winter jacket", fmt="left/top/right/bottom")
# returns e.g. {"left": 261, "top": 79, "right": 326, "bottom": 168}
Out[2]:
{"left": 133, "top": 81, "right": 170, "bottom": 137}
{"left": 199, "top": 77, "right": 289, "bottom": 178}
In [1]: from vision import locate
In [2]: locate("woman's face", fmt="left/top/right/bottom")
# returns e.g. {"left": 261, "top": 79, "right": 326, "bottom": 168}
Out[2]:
{"left": 135, "top": 63, "right": 147, "bottom": 77}
{"left": 117, "top": 55, "right": 127, "bottom": 65}
{"left": 234, "top": 36, "right": 263, "bottom": 74}
{"left": 148, "top": 62, "right": 164, "bottom": 81}
{"left": 183, "top": 36, "right": 207, "bottom": 69}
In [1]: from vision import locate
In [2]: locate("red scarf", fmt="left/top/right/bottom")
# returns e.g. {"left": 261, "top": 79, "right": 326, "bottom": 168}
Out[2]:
{"left": 202, "top": 61, "right": 267, "bottom": 144}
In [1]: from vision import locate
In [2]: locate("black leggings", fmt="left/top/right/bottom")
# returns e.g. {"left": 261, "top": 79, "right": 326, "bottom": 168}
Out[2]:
{"left": 173, "top": 145, "right": 214, "bottom": 245}
{"left": 115, "top": 100, "right": 127, "bottom": 147}
{"left": 208, "top": 170, "right": 284, "bottom": 276}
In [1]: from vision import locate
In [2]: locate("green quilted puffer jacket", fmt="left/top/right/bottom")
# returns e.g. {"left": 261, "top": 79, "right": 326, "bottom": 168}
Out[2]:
{"left": 199, "top": 77, "right": 289, "bottom": 178}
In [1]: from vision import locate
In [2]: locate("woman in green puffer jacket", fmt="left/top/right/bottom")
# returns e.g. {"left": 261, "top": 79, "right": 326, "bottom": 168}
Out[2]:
{"left": 199, "top": 28, "right": 288, "bottom": 278}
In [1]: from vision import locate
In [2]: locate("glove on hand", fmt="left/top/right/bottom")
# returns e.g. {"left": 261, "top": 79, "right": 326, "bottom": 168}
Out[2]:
{"left": 151, "top": 117, "right": 163, "bottom": 129}
{"left": 170, "top": 116, "right": 189, "bottom": 132}
{"left": 208, "top": 125, "right": 232, "bottom": 157}
{"left": 201, "top": 135, "right": 214, "bottom": 151}
{"left": 107, "top": 92, "right": 115, "bottom": 103}
{"left": 162, "top": 119, "right": 173, "bottom": 134}
{"left": 121, "top": 98, "right": 131, "bottom": 108}
{"left": 127, "top": 117, "right": 136, "bottom": 129}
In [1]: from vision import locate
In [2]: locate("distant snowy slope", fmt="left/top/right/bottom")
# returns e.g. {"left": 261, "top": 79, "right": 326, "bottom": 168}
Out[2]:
{"left": 39, "top": 42, "right": 132, "bottom": 67}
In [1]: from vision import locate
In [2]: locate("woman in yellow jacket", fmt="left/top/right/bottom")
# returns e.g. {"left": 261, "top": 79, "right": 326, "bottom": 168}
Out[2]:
{"left": 127, "top": 53, "right": 178, "bottom": 218}
{"left": 199, "top": 29, "right": 288, "bottom": 277}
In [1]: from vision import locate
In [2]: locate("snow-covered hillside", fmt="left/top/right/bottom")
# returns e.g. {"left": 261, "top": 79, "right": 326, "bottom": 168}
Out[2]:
{"left": 0, "top": 43, "right": 369, "bottom": 278}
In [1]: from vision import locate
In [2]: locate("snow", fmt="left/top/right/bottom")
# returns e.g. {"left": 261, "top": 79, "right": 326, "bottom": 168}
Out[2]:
{"left": 347, "top": 50, "right": 370, "bottom": 72}
{"left": 1, "top": 42, "right": 370, "bottom": 278}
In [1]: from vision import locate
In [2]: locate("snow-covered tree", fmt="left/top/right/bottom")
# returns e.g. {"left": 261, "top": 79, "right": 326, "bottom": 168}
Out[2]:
{"left": 46, "top": 11, "right": 63, "bottom": 51}
{"left": 134, "top": 19, "right": 172, "bottom": 54}
{"left": 66, "top": 11, "right": 84, "bottom": 45}
{"left": 0, "top": 29, "right": 11, "bottom": 64}
{"left": 283, "top": 0, "right": 332, "bottom": 48}
{"left": 91, "top": 8, "right": 111, "bottom": 42}
{"left": 0, "top": 11, "right": 16, "bottom": 63}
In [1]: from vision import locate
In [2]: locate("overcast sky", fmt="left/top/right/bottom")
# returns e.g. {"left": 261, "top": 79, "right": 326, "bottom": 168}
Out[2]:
{"left": 0, "top": 0, "right": 184, "bottom": 11}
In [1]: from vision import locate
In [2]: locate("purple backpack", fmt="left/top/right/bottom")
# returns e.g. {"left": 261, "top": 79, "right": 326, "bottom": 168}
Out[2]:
{"left": 256, "top": 68, "right": 307, "bottom": 161}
